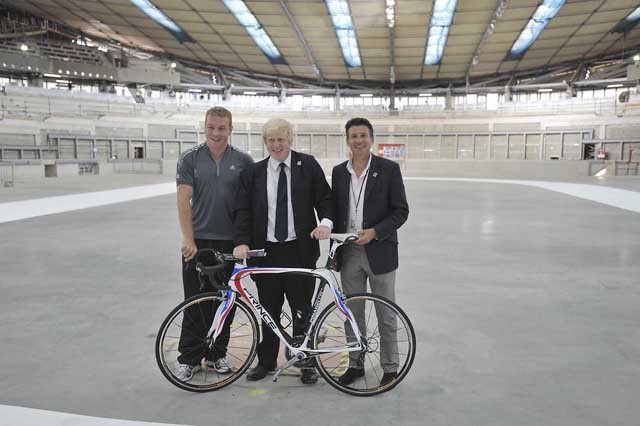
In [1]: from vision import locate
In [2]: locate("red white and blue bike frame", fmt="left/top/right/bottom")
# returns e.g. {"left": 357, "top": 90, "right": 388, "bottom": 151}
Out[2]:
{"left": 206, "top": 234, "right": 363, "bottom": 378}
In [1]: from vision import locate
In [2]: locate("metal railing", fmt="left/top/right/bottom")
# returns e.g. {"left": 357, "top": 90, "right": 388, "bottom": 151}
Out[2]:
{"left": 112, "top": 159, "right": 163, "bottom": 174}
{"left": 0, "top": 85, "right": 628, "bottom": 119}
{"left": 0, "top": 145, "right": 58, "bottom": 160}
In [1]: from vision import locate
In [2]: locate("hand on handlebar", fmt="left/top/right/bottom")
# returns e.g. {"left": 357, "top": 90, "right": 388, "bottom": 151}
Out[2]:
{"left": 233, "top": 244, "right": 250, "bottom": 259}
{"left": 355, "top": 228, "right": 376, "bottom": 245}
{"left": 310, "top": 225, "right": 331, "bottom": 240}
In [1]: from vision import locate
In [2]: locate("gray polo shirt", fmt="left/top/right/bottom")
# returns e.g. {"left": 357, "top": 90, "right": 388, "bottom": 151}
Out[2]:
{"left": 176, "top": 144, "right": 253, "bottom": 240}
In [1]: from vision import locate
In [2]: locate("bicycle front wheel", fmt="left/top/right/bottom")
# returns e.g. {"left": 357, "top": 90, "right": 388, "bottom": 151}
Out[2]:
{"left": 312, "top": 293, "right": 416, "bottom": 396}
{"left": 155, "top": 293, "right": 259, "bottom": 392}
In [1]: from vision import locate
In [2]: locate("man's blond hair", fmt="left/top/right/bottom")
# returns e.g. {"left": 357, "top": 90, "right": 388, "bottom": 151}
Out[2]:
{"left": 262, "top": 118, "right": 293, "bottom": 143}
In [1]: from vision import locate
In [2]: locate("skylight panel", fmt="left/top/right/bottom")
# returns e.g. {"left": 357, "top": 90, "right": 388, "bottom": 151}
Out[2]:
{"left": 129, "top": 0, "right": 193, "bottom": 43}
{"left": 508, "top": 0, "right": 566, "bottom": 59}
{"left": 424, "top": 0, "right": 458, "bottom": 65}
{"left": 222, "top": 0, "right": 285, "bottom": 64}
{"left": 611, "top": 6, "right": 640, "bottom": 33}
{"left": 325, "top": 0, "right": 362, "bottom": 67}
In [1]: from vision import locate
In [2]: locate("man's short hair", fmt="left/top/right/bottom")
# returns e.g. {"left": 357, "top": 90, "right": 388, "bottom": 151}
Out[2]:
{"left": 345, "top": 117, "right": 374, "bottom": 139}
{"left": 205, "top": 106, "right": 233, "bottom": 128}
{"left": 262, "top": 118, "right": 293, "bottom": 143}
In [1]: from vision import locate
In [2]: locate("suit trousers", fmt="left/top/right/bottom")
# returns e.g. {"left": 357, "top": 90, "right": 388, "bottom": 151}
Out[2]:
{"left": 340, "top": 244, "right": 399, "bottom": 373}
{"left": 254, "top": 240, "right": 315, "bottom": 370}
{"left": 178, "top": 239, "right": 236, "bottom": 366}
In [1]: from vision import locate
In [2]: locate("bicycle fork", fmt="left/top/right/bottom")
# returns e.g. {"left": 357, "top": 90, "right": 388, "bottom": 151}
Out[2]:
{"left": 205, "top": 290, "right": 237, "bottom": 347}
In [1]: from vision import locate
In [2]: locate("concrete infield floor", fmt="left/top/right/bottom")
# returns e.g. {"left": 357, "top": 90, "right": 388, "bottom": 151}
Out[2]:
{"left": 1, "top": 175, "right": 639, "bottom": 426}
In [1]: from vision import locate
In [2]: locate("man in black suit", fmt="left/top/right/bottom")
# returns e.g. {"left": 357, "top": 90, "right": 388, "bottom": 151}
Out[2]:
{"left": 331, "top": 117, "right": 409, "bottom": 387}
{"left": 233, "top": 118, "right": 333, "bottom": 384}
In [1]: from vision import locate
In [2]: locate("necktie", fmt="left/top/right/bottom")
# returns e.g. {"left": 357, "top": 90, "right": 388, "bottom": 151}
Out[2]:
{"left": 275, "top": 162, "right": 288, "bottom": 242}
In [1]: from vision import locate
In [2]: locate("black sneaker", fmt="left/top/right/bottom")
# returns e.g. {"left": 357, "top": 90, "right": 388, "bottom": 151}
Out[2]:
{"left": 338, "top": 368, "right": 364, "bottom": 385}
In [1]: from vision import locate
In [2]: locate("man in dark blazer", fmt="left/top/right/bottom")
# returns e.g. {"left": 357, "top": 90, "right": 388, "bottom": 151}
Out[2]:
{"left": 331, "top": 117, "right": 409, "bottom": 387}
{"left": 233, "top": 118, "right": 333, "bottom": 384}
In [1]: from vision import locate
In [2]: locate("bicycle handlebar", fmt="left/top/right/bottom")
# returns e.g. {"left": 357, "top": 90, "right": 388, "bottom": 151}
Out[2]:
{"left": 329, "top": 233, "right": 359, "bottom": 244}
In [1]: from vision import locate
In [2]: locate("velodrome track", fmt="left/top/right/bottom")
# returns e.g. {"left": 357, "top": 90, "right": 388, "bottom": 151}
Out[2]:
{"left": 1, "top": 176, "right": 639, "bottom": 426}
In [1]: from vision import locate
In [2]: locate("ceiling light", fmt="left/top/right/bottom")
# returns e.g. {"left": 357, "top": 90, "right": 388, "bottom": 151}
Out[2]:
{"left": 424, "top": 0, "right": 458, "bottom": 65}
{"left": 538, "top": 88, "right": 553, "bottom": 92}
{"left": 43, "top": 73, "right": 61, "bottom": 78}
{"left": 607, "top": 84, "right": 623, "bottom": 88}
{"left": 243, "top": 91, "right": 257, "bottom": 95}
{"left": 20, "top": 44, "right": 28, "bottom": 51}
{"left": 633, "top": 54, "right": 640, "bottom": 62}
{"left": 360, "top": 93, "right": 373, "bottom": 97}
{"left": 419, "top": 93, "right": 433, "bottom": 97}
{"left": 223, "top": 0, "right": 285, "bottom": 64}
{"left": 508, "top": 0, "right": 566, "bottom": 59}
{"left": 170, "top": 62, "right": 177, "bottom": 68}
{"left": 325, "top": 0, "right": 362, "bottom": 67}
{"left": 385, "top": 0, "right": 396, "bottom": 28}
{"left": 129, "top": 0, "right": 193, "bottom": 43}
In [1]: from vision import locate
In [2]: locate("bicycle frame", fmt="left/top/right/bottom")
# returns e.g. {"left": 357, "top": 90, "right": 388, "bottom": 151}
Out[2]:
{"left": 206, "top": 239, "right": 364, "bottom": 373}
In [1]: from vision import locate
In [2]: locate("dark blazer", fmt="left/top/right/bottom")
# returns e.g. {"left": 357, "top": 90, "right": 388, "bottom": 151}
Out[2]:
{"left": 234, "top": 150, "right": 333, "bottom": 267}
{"left": 331, "top": 154, "right": 409, "bottom": 275}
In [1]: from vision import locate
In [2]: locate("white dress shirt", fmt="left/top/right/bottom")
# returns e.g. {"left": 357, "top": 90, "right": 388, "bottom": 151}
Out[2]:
{"left": 346, "top": 154, "right": 372, "bottom": 233}
{"left": 267, "top": 153, "right": 295, "bottom": 242}
{"left": 266, "top": 153, "right": 334, "bottom": 242}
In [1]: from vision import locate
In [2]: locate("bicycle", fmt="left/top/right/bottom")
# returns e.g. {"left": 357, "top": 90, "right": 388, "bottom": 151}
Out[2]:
{"left": 155, "top": 233, "right": 416, "bottom": 396}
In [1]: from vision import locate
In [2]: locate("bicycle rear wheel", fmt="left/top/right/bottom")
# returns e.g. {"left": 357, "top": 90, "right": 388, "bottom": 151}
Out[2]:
{"left": 312, "top": 293, "right": 416, "bottom": 396}
{"left": 155, "top": 292, "right": 259, "bottom": 392}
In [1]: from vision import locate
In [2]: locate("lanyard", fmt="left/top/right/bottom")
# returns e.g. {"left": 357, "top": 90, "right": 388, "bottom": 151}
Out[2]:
{"left": 350, "top": 168, "right": 370, "bottom": 214}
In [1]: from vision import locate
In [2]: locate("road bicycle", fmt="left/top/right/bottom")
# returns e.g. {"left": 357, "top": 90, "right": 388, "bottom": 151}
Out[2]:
{"left": 155, "top": 234, "right": 416, "bottom": 396}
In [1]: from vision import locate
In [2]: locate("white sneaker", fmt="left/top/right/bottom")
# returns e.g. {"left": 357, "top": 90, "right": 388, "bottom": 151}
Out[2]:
{"left": 206, "top": 357, "right": 233, "bottom": 374}
{"left": 175, "top": 363, "right": 201, "bottom": 381}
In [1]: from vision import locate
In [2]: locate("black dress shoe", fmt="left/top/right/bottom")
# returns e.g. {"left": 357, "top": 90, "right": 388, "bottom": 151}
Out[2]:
{"left": 300, "top": 368, "right": 318, "bottom": 385}
{"left": 380, "top": 372, "right": 397, "bottom": 386}
{"left": 338, "top": 368, "right": 364, "bottom": 385}
{"left": 246, "top": 365, "right": 270, "bottom": 381}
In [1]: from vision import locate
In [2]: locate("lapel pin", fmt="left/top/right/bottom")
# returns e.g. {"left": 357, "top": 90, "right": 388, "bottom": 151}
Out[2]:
{"left": 372, "top": 172, "right": 378, "bottom": 177}
{"left": 229, "top": 164, "right": 236, "bottom": 170}
{"left": 297, "top": 161, "right": 302, "bottom": 166}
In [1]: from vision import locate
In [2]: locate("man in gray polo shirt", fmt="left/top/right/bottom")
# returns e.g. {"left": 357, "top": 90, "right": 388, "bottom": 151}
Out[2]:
{"left": 175, "top": 106, "right": 253, "bottom": 382}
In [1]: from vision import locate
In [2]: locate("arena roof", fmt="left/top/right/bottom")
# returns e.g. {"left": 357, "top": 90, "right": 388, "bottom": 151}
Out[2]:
{"left": 4, "top": 0, "right": 640, "bottom": 86}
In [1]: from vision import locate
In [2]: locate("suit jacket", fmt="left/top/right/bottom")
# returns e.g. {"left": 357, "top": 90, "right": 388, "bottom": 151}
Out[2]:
{"left": 331, "top": 154, "right": 409, "bottom": 275}
{"left": 234, "top": 150, "right": 333, "bottom": 267}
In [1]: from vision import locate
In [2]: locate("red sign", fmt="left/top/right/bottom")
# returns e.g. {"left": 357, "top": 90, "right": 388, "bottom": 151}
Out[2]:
{"left": 378, "top": 143, "right": 406, "bottom": 159}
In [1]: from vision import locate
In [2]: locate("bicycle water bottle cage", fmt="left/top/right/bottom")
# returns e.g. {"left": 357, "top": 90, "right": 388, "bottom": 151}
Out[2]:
{"left": 195, "top": 249, "right": 230, "bottom": 291}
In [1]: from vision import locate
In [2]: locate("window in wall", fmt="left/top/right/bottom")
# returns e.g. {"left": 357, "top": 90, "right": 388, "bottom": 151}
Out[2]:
{"left": 487, "top": 93, "right": 499, "bottom": 110}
